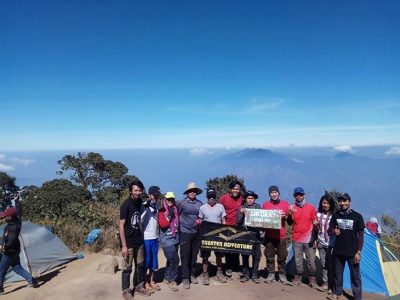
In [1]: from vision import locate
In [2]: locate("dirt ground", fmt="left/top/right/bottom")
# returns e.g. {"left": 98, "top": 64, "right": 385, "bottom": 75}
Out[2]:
{"left": 3, "top": 251, "right": 387, "bottom": 300}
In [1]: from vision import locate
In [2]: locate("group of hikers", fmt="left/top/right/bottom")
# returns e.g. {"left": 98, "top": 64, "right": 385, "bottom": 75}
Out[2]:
{"left": 119, "top": 179, "right": 366, "bottom": 300}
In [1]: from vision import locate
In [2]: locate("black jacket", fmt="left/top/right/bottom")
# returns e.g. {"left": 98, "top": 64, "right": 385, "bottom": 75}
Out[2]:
{"left": 2, "top": 219, "right": 21, "bottom": 254}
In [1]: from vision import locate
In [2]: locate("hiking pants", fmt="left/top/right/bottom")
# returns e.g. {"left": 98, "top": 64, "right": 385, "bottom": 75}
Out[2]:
{"left": 179, "top": 232, "right": 200, "bottom": 279}
{"left": 242, "top": 242, "right": 261, "bottom": 278}
{"left": 293, "top": 241, "right": 316, "bottom": 276}
{"left": 318, "top": 245, "right": 335, "bottom": 291}
{"left": 264, "top": 238, "right": 288, "bottom": 274}
{"left": 163, "top": 244, "right": 179, "bottom": 282}
{"left": 122, "top": 245, "right": 145, "bottom": 291}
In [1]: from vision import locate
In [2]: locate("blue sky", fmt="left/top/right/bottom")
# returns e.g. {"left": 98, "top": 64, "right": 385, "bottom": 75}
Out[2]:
{"left": 1, "top": 1, "right": 399, "bottom": 151}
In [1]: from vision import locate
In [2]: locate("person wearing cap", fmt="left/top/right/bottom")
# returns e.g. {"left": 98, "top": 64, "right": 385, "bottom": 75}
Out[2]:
{"left": 261, "top": 185, "right": 292, "bottom": 285}
{"left": 119, "top": 180, "right": 151, "bottom": 300}
{"left": 287, "top": 187, "right": 318, "bottom": 288}
{"left": 176, "top": 182, "right": 203, "bottom": 289}
{"left": 0, "top": 207, "right": 38, "bottom": 294}
{"left": 141, "top": 186, "right": 162, "bottom": 292}
{"left": 158, "top": 192, "right": 180, "bottom": 292}
{"left": 328, "top": 193, "right": 365, "bottom": 300}
{"left": 219, "top": 180, "right": 244, "bottom": 277}
{"left": 198, "top": 188, "right": 228, "bottom": 285}
{"left": 237, "top": 190, "right": 262, "bottom": 283}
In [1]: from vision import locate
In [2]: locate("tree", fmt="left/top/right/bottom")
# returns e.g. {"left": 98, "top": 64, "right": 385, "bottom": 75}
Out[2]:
{"left": 22, "top": 179, "right": 89, "bottom": 223}
{"left": 205, "top": 174, "right": 246, "bottom": 199}
{"left": 0, "top": 172, "right": 19, "bottom": 211}
{"left": 57, "top": 152, "right": 130, "bottom": 196}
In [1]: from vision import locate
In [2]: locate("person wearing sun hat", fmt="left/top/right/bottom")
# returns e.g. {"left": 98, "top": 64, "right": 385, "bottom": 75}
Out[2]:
{"left": 158, "top": 192, "right": 180, "bottom": 291}
{"left": 176, "top": 182, "right": 203, "bottom": 289}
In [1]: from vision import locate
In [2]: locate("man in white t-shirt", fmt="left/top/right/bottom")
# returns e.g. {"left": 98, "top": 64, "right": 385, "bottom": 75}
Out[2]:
{"left": 198, "top": 188, "right": 228, "bottom": 285}
{"left": 142, "top": 186, "right": 162, "bottom": 292}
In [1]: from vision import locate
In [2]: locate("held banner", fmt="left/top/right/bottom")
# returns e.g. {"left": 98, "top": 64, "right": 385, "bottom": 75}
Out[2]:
{"left": 199, "top": 221, "right": 257, "bottom": 255}
{"left": 244, "top": 209, "right": 282, "bottom": 229}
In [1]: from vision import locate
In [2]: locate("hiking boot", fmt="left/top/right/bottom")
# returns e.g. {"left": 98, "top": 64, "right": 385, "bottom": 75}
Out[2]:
{"left": 122, "top": 289, "right": 133, "bottom": 300}
{"left": 317, "top": 282, "right": 329, "bottom": 292}
{"left": 149, "top": 282, "right": 161, "bottom": 291}
{"left": 225, "top": 269, "right": 232, "bottom": 277}
{"left": 202, "top": 272, "right": 210, "bottom": 285}
{"left": 327, "top": 288, "right": 333, "bottom": 295}
{"left": 279, "top": 273, "right": 293, "bottom": 286}
{"left": 240, "top": 274, "right": 249, "bottom": 283}
{"left": 182, "top": 279, "right": 190, "bottom": 289}
{"left": 135, "top": 284, "right": 152, "bottom": 296}
{"left": 252, "top": 277, "right": 261, "bottom": 284}
{"left": 216, "top": 270, "right": 228, "bottom": 283}
{"left": 292, "top": 275, "right": 302, "bottom": 286}
{"left": 191, "top": 275, "right": 199, "bottom": 284}
{"left": 168, "top": 281, "right": 179, "bottom": 292}
{"left": 309, "top": 276, "right": 317, "bottom": 289}
{"left": 264, "top": 273, "right": 275, "bottom": 283}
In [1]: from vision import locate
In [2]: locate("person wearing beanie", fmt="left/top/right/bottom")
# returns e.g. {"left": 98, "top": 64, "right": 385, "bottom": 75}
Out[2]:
{"left": 0, "top": 207, "right": 38, "bottom": 294}
{"left": 141, "top": 186, "right": 162, "bottom": 293}
{"left": 237, "top": 191, "right": 262, "bottom": 283}
{"left": 328, "top": 193, "right": 365, "bottom": 300}
{"left": 287, "top": 187, "right": 318, "bottom": 288}
{"left": 198, "top": 188, "right": 228, "bottom": 285}
{"left": 261, "top": 185, "right": 292, "bottom": 285}
{"left": 176, "top": 182, "right": 203, "bottom": 289}
{"left": 219, "top": 180, "right": 244, "bottom": 277}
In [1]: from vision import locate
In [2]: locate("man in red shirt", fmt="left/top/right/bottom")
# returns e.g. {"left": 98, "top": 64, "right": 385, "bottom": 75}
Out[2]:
{"left": 287, "top": 187, "right": 318, "bottom": 288}
{"left": 262, "top": 185, "right": 292, "bottom": 285}
{"left": 219, "top": 180, "right": 244, "bottom": 277}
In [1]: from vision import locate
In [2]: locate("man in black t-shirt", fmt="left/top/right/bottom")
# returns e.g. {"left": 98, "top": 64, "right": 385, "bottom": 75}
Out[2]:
{"left": 119, "top": 180, "right": 152, "bottom": 299}
{"left": 328, "top": 193, "right": 365, "bottom": 300}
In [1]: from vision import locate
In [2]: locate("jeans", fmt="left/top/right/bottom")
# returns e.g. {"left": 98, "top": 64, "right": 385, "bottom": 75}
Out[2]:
{"left": 179, "top": 232, "right": 200, "bottom": 279}
{"left": 0, "top": 252, "right": 34, "bottom": 288}
{"left": 334, "top": 254, "right": 362, "bottom": 300}
{"left": 163, "top": 244, "right": 179, "bottom": 282}
{"left": 293, "top": 241, "right": 316, "bottom": 276}
{"left": 242, "top": 243, "right": 261, "bottom": 278}
{"left": 225, "top": 253, "right": 240, "bottom": 272}
{"left": 264, "top": 238, "right": 288, "bottom": 274}
{"left": 121, "top": 245, "right": 145, "bottom": 291}
{"left": 144, "top": 239, "right": 159, "bottom": 271}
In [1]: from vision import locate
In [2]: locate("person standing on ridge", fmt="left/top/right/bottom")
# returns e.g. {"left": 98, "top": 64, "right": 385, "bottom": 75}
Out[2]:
{"left": 261, "top": 185, "right": 292, "bottom": 285}
{"left": 328, "top": 193, "right": 365, "bottom": 300}
{"left": 176, "top": 182, "right": 203, "bottom": 289}
{"left": 219, "top": 180, "right": 244, "bottom": 277}
{"left": 119, "top": 180, "right": 152, "bottom": 300}
{"left": 287, "top": 187, "right": 318, "bottom": 288}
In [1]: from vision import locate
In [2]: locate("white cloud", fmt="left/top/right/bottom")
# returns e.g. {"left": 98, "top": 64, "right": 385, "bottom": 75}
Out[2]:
{"left": 245, "top": 98, "right": 283, "bottom": 113}
{"left": 333, "top": 145, "right": 354, "bottom": 153}
{"left": 9, "top": 157, "right": 36, "bottom": 166}
{"left": 385, "top": 147, "right": 400, "bottom": 156}
{"left": 0, "top": 163, "right": 14, "bottom": 171}
{"left": 190, "top": 148, "right": 214, "bottom": 156}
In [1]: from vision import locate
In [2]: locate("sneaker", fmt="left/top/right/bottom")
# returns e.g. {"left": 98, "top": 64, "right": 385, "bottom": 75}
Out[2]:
{"left": 278, "top": 274, "right": 293, "bottom": 286}
{"left": 264, "top": 273, "right": 275, "bottom": 283}
{"left": 216, "top": 271, "right": 227, "bottom": 283}
{"left": 168, "top": 281, "right": 179, "bottom": 292}
{"left": 29, "top": 282, "right": 39, "bottom": 288}
{"left": 327, "top": 289, "right": 333, "bottom": 295}
{"left": 191, "top": 275, "right": 199, "bottom": 284}
{"left": 240, "top": 275, "right": 249, "bottom": 283}
{"left": 317, "top": 282, "right": 329, "bottom": 292}
{"left": 122, "top": 289, "right": 133, "bottom": 300}
{"left": 182, "top": 279, "right": 190, "bottom": 289}
{"left": 202, "top": 272, "right": 210, "bottom": 285}
{"left": 292, "top": 275, "right": 302, "bottom": 286}
{"left": 150, "top": 282, "right": 161, "bottom": 291}
{"left": 252, "top": 277, "right": 261, "bottom": 284}
{"left": 327, "top": 295, "right": 344, "bottom": 300}
{"left": 225, "top": 269, "right": 232, "bottom": 277}
{"left": 135, "top": 285, "right": 152, "bottom": 296}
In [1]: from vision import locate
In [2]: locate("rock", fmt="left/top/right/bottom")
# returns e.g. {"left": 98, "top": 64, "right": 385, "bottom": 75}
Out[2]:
{"left": 97, "top": 256, "right": 118, "bottom": 274}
